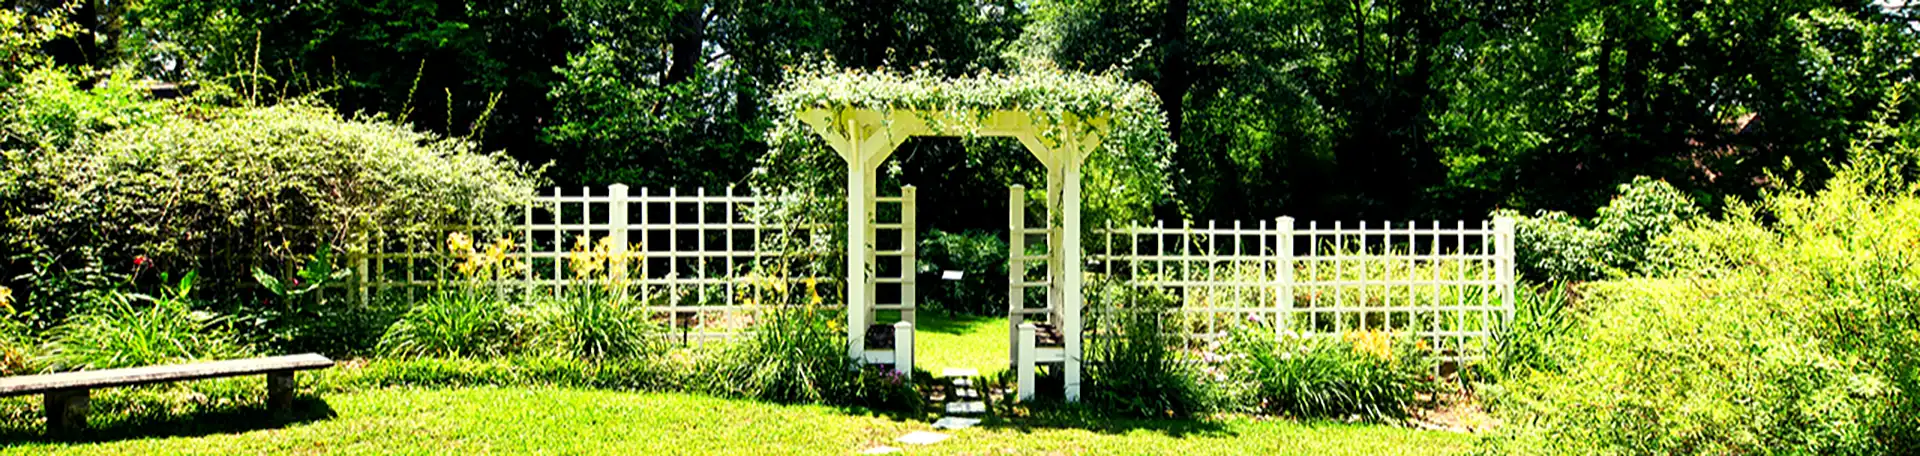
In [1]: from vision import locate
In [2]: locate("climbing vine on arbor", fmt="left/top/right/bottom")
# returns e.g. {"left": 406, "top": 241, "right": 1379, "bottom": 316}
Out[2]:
{"left": 750, "top": 68, "right": 1179, "bottom": 272}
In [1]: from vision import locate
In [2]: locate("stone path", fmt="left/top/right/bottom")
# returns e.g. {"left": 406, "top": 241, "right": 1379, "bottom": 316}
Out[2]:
{"left": 885, "top": 368, "right": 986, "bottom": 450}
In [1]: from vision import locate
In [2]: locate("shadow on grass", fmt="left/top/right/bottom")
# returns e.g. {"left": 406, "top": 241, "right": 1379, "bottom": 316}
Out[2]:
{"left": 931, "top": 371, "right": 1237, "bottom": 440}
{"left": 0, "top": 395, "right": 338, "bottom": 447}
{"left": 915, "top": 312, "right": 1002, "bottom": 336}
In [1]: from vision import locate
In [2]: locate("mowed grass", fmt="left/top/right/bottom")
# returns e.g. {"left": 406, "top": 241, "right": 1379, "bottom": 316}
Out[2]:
{"left": 0, "top": 387, "right": 1473, "bottom": 455}
{"left": 914, "top": 312, "right": 1010, "bottom": 375}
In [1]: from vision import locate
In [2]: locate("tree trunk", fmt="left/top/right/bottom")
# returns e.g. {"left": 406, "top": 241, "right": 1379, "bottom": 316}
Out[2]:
{"left": 1157, "top": 0, "right": 1192, "bottom": 146}
{"left": 664, "top": 3, "right": 709, "bottom": 86}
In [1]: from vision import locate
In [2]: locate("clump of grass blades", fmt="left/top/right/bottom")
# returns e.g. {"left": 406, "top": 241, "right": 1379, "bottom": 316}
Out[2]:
{"left": 375, "top": 290, "right": 515, "bottom": 358}
{"left": 1220, "top": 323, "right": 1438, "bottom": 421}
{"left": 696, "top": 304, "right": 919, "bottom": 411}
{"left": 41, "top": 272, "right": 253, "bottom": 371}
{"left": 530, "top": 292, "right": 662, "bottom": 361}
{"left": 1086, "top": 286, "right": 1227, "bottom": 418}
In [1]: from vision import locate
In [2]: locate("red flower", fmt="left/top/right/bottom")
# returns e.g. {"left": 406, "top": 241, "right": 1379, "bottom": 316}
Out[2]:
{"left": 133, "top": 256, "right": 149, "bottom": 267}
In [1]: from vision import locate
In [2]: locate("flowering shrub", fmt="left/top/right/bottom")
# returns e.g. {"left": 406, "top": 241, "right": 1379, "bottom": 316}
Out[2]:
{"left": 528, "top": 235, "right": 661, "bottom": 360}
{"left": 376, "top": 233, "right": 529, "bottom": 358}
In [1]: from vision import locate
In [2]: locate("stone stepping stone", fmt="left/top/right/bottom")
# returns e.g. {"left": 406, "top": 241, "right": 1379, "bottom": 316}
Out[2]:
{"left": 945, "top": 401, "right": 986, "bottom": 415}
{"left": 860, "top": 446, "right": 902, "bottom": 454}
{"left": 951, "top": 388, "right": 979, "bottom": 399}
{"left": 896, "top": 431, "right": 951, "bottom": 445}
{"left": 932, "top": 416, "right": 981, "bottom": 430}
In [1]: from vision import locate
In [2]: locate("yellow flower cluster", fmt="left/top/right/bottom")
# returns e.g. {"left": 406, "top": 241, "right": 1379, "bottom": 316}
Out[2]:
{"left": 565, "top": 235, "right": 643, "bottom": 282}
{"left": 447, "top": 232, "right": 521, "bottom": 279}
{"left": 1343, "top": 329, "right": 1395, "bottom": 361}
{"left": 0, "top": 286, "right": 13, "bottom": 314}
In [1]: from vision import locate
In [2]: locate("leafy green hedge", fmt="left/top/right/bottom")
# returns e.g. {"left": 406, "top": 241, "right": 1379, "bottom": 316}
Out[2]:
{"left": 0, "top": 70, "right": 540, "bottom": 341}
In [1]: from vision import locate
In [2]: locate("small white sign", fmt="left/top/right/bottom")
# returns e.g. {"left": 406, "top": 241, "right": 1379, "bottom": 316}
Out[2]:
{"left": 941, "top": 270, "right": 964, "bottom": 280}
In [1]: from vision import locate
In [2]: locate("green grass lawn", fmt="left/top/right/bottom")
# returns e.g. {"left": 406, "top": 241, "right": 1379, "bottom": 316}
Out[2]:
{"left": 0, "top": 311, "right": 1474, "bottom": 454}
{"left": 0, "top": 387, "right": 1473, "bottom": 455}
{"left": 913, "top": 312, "right": 1010, "bottom": 375}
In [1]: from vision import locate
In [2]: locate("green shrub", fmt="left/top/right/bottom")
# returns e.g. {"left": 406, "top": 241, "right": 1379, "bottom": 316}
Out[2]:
{"left": 1221, "top": 324, "right": 1438, "bottom": 421}
{"left": 1500, "top": 176, "right": 1699, "bottom": 282}
{"left": 0, "top": 77, "right": 540, "bottom": 336}
{"left": 375, "top": 290, "right": 518, "bottom": 358}
{"left": 1085, "top": 286, "right": 1224, "bottom": 418}
{"left": 40, "top": 272, "right": 253, "bottom": 371}
{"left": 916, "top": 229, "right": 1009, "bottom": 315}
{"left": 1486, "top": 166, "right": 1920, "bottom": 454}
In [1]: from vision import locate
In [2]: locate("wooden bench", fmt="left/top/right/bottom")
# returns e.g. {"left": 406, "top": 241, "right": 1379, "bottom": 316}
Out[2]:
{"left": 0, "top": 353, "right": 334, "bottom": 435}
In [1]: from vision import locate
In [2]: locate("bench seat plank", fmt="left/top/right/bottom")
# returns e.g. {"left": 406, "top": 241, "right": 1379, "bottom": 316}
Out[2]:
{"left": 0, "top": 354, "right": 333, "bottom": 396}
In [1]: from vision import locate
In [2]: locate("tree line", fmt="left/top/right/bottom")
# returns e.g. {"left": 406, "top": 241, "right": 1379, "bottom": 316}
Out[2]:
{"left": 11, "top": 0, "right": 1920, "bottom": 226}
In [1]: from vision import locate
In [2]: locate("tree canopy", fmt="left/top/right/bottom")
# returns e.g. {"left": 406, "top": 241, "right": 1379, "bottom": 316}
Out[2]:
{"left": 7, "top": 0, "right": 1920, "bottom": 226}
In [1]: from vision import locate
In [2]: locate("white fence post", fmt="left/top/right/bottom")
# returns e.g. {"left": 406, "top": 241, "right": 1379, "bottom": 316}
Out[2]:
{"left": 1275, "top": 216, "right": 1294, "bottom": 338}
{"left": 1495, "top": 216, "right": 1516, "bottom": 324}
{"left": 609, "top": 184, "right": 631, "bottom": 294}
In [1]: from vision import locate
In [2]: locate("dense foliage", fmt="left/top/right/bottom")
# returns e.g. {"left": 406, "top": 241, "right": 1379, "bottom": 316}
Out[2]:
{"left": 0, "top": 69, "right": 540, "bottom": 332}
{"left": 916, "top": 229, "right": 1009, "bottom": 316}
{"left": 1500, "top": 177, "right": 1701, "bottom": 282}
{"left": 1486, "top": 142, "right": 1920, "bottom": 452}
{"left": 20, "top": 0, "right": 1911, "bottom": 225}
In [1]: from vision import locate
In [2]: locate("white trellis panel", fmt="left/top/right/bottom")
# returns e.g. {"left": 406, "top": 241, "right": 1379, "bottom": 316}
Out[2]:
{"left": 338, "top": 185, "right": 915, "bottom": 344}
{"left": 1094, "top": 217, "right": 1517, "bottom": 362}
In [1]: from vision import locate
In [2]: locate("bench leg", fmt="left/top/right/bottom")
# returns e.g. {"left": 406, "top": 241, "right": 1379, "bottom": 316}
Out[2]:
{"left": 44, "top": 388, "right": 88, "bottom": 436}
{"left": 267, "top": 371, "right": 295, "bottom": 414}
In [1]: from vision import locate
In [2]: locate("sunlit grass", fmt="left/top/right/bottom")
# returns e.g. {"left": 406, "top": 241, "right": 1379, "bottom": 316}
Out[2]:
{"left": 913, "top": 312, "right": 1009, "bottom": 375}
{"left": 0, "top": 387, "right": 1472, "bottom": 455}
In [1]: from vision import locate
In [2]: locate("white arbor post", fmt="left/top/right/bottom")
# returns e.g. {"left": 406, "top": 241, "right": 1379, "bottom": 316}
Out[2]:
{"left": 1008, "top": 185, "right": 1027, "bottom": 363}
{"left": 901, "top": 186, "right": 919, "bottom": 326}
{"left": 846, "top": 156, "right": 871, "bottom": 358}
{"left": 1060, "top": 130, "right": 1086, "bottom": 402}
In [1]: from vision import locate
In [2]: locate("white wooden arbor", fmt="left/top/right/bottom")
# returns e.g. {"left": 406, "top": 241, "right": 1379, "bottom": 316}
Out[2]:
{"left": 799, "top": 107, "right": 1110, "bottom": 402}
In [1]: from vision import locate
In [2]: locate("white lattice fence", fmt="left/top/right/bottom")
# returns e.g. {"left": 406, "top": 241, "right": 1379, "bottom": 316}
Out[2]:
{"left": 1094, "top": 217, "right": 1516, "bottom": 360}
{"left": 335, "top": 184, "right": 915, "bottom": 342}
